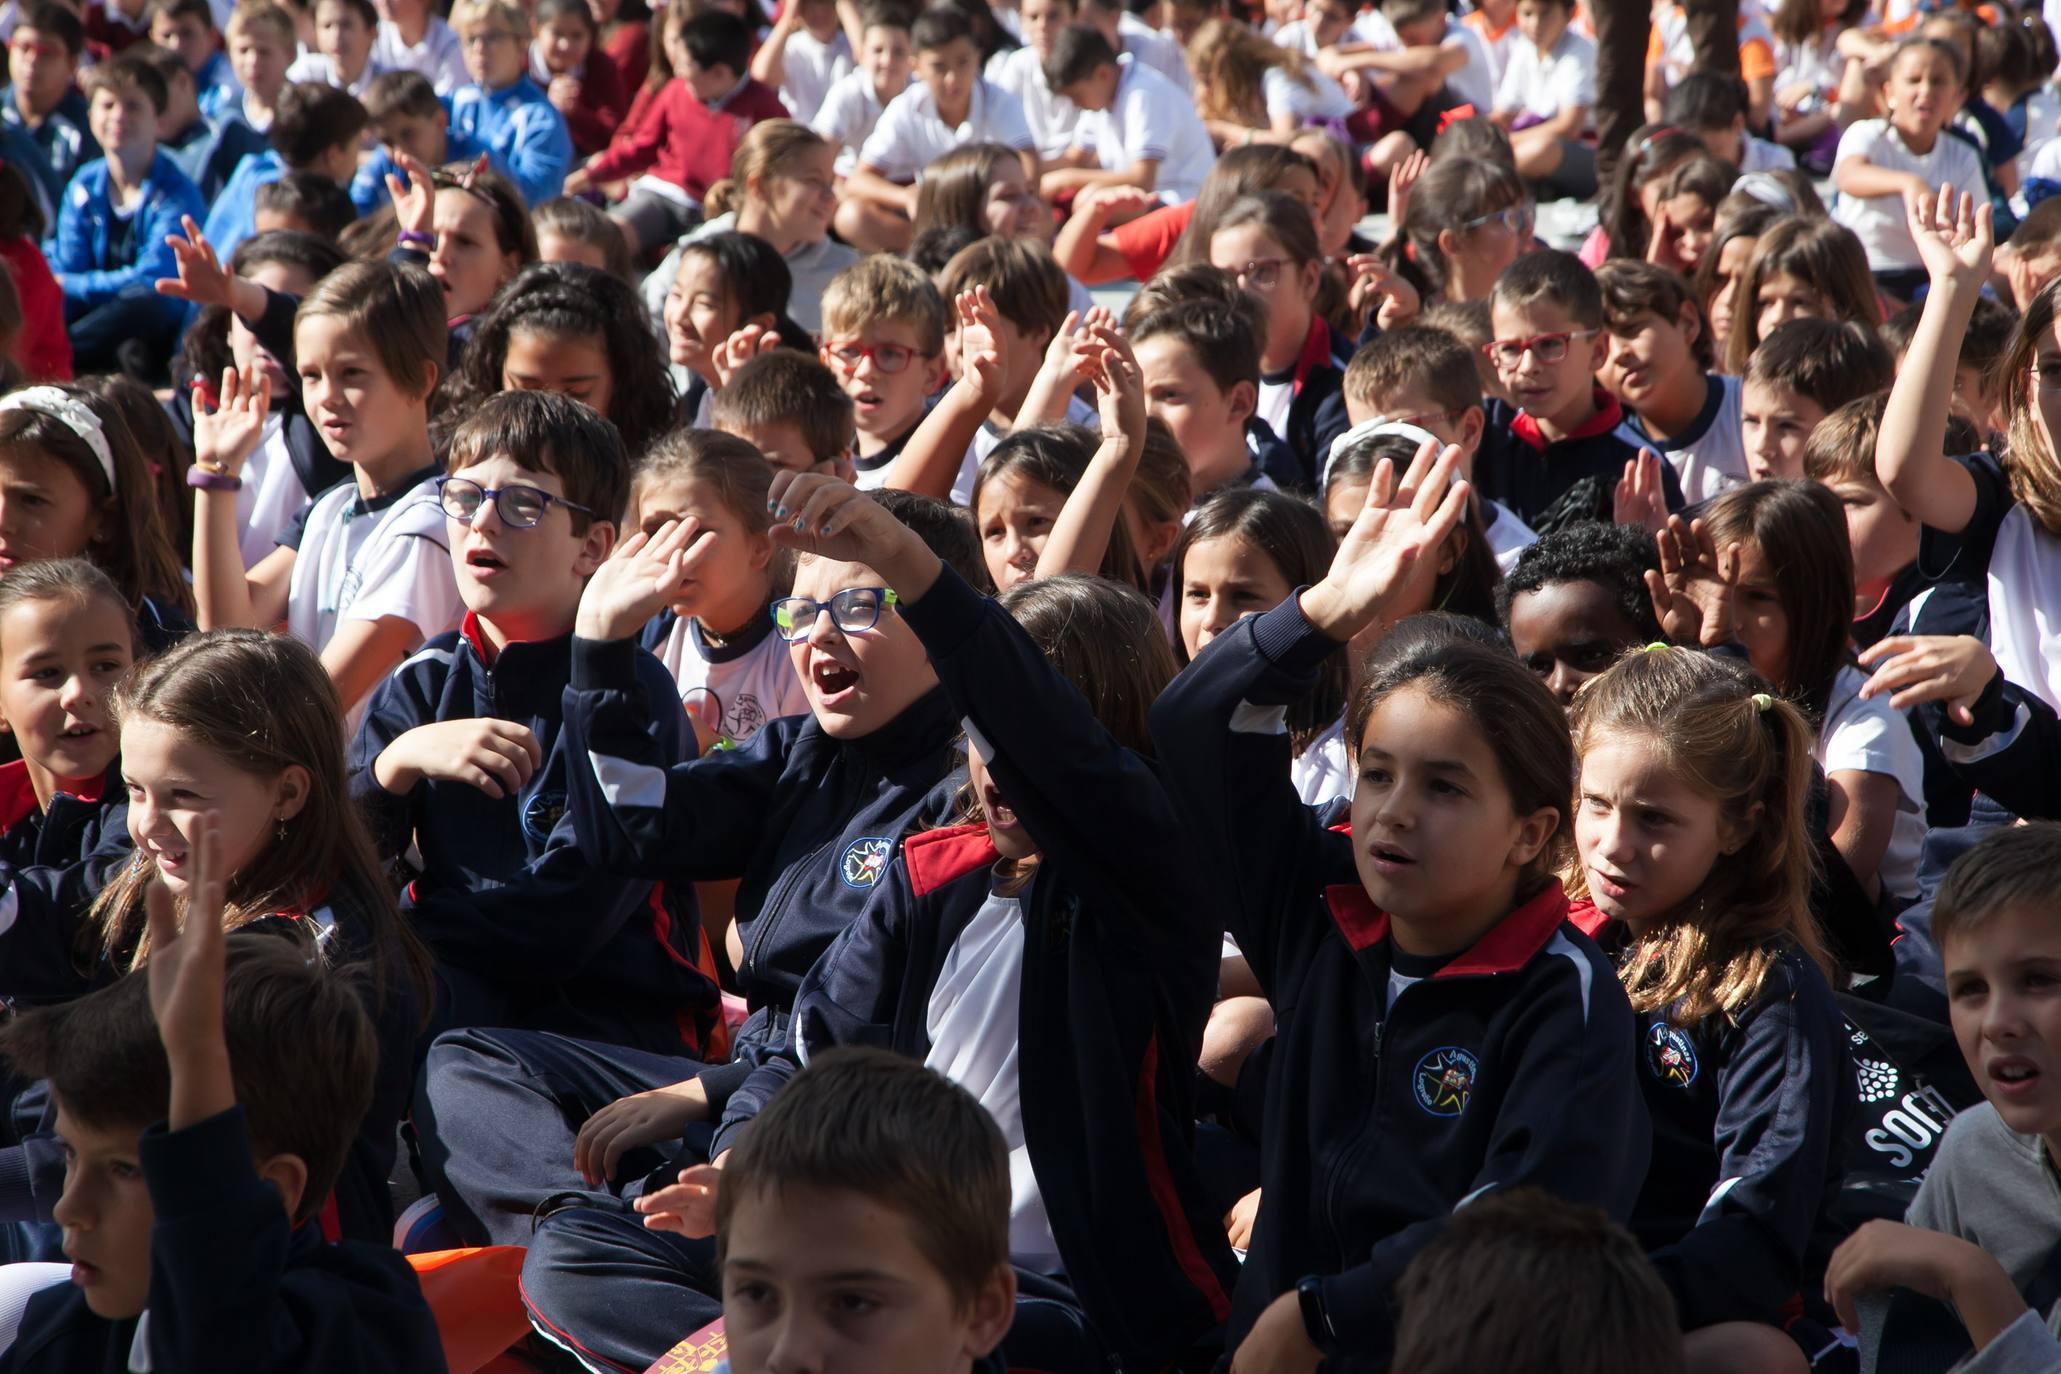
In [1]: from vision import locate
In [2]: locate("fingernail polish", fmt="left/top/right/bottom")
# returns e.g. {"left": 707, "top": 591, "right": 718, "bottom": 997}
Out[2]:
{"left": 774, "top": 505, "right": 787, "bottom": 519}
{"left": 820, "top": 521, "right": 834, "bottom": 535}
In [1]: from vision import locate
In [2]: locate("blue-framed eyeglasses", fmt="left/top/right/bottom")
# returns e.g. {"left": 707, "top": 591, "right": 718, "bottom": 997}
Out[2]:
{"left": 436, "top": 476, "right": 595, "bottom": 528}
{"left": 771, "top": 587, "right": 899, "bottom": 641}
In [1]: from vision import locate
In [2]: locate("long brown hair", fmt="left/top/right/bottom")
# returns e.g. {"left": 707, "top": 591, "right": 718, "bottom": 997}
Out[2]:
{"left": 1569, "top": 646, "right": 1830, "bottom": 1028}
{"left": 1699, "top": 479, "right": 1854, "bottom": 718}
{"left": 1994, "top": 270, "right": 2061, "bottom": 538}
{"left": 1188, "top": 17, "right": 1311, "bottom": 126}
{"left": 1721, "top": 215, "right": 1880, "bottom": 374}
{"left": 88, "top": 630, "right": 432, "bottom": 1009}
{"left": 0, "top": 387, "right": 193, "bottom": 619}
{"left": 1167, "top": 143, "right": 1317, "bottom": 270}
{"left": 911, "top": 141, "right": 1024, "bottom": 240}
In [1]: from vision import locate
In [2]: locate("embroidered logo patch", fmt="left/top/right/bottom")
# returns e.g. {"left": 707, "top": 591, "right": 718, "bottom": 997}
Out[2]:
{"left": 1413, "top": 1047, "right": 1478, "bottom": 1117}
{"left": 839, "top": 836, "right": 893, "bottom": 889}
{"left": 1646, "top": 1022, "right": 1699, "bottom": 1087}
{"left": 522, "top": 789, "right": 567, "bottom": 844}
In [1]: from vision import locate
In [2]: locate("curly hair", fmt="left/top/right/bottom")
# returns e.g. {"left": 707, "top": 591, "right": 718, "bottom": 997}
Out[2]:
{"left": 1496, "top": 520, "right": 1663, "bottom": 639}
{"left": 440, "top": 261, "right": 678, "bottom": 458}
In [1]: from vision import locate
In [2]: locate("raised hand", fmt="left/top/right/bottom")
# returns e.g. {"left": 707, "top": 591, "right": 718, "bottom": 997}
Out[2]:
{"left": 1905, "top": 182, "right": 1993, "bottom": 292}
{"left": 385, "top": 148, "right": 439, "bottom": 240}
{"left": 1613, "top": 448, "right": 1669, "bottom": 536}
{"left": 144, "top": 816, "right": 233, "bottom": 1129}
{"left": 192, "top": 364, "right": 272, "bottom": 479}
{"left": 154, "top": 216, "right": 240, "bottom": 310}
{"left": 955, "top": 284, "right": 1008, "bottom": 409}
{"left": 1344, "top": 253, "right": 1420, "bottom": 332}
{"left": 1089, "top": 325, "right": 1145, "bottom": 450}
{"left": 575, "top": 518, "right": 713, "bottom": 642}
{"left": 712, "top": 323, "right": 781, "bottom": 388}
{"left": 1387, "top": 148, "right": 1428, "bottom": 228}
{"left": 1298, "top": 438, "right": 1470, "bottom": 642}
{"left": 765, "top": 469, "right": 941, "bottom": 600}
{"left": 1644, "top": 514, "right": 1738, "bottom": 647}
{"left": 1857, "top": 634, "right": 1997, "bottom": 724}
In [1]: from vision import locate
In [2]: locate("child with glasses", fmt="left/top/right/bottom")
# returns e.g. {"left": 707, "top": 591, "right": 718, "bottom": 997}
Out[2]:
{"left": 818, "top": 256, "right": 953, "bottom": 487}
{"left": 345, "top": 388, "right": 723, "bottom": 1052}
{"left": 1475, "top": 248, "right": 1672, "bottom": 533}
{"left": 408, "top": 485, "right": 981, "bottom": 1286}
{"left": 448, "top": 0, "right": 573, "bottom": 207}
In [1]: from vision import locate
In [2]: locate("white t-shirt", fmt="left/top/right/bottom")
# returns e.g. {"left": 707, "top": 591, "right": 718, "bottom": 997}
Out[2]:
{"left": 1816, "top": 663, "right": 1925, "bottom": 903}
{"left": 1613, "top": 372, "right": 1750, "bottom": 506}
{"left": 237, "top": 418, "right": 318, "bottom": 570}
{"left": 1741, "top": 133, "right": 1796, "bottom": 172}
{"left": 1291, "top": 715, "right": 1351, "bottom": 806}
{"left": 1492, "top": 27, "right": 1595, "bottom": 125}
{"left": 1986, "top": 505, "right": 2061, "bottom": 714}
{"left": 922, "top": 883, "right": 1063, "bottom": 1274}
{"left": 812, "top": 68, "right": 897, "bottom": 176}
{"left": 1484, "top": 497, "right": 1535, "bottom": 572}
{"left": 284, "top": 51, "right": 393, "bottom": 99}
{"left": 1261, "top": 63, "right": 1354, "bottom": 122}
{"left": 374, "top": 17, "right": 467, "bottom": 94}
{"left": 859, "top": 76, "right": 1036, "bottom": 183}
{"left": 282, "top": 472, "right": 463, "bottom": 728}
{"left": 651, "top": 615, "right": 810, "bottom": 748}
{"left": 1118, "top": 12, "right": 1191, "bottom": 92}
{"left": 986, "top": 43, "right": 1080, "bottom": 160}
{"left": 776, "top": 25, "right": 854, "bottom": 126}
{"left": 1832, "top": 119, "right": 1986, "bottom": 271}
{"left": 1072, "top": 57, "right": 1216, "bottom": 203}
{"left": 1774, "top": 29, "right": 1841, "bottom": 101}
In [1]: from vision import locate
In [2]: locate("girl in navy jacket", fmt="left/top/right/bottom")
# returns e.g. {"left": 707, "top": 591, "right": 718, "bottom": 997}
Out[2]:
{"left": 686, "top": 487, "right": 1238, "bottom": 1372}
{"left": 1567, "top": 646, "right": 1854, "bottom": 1367}
{"left": 1148, "top": 440, "right": 1648, "bottom": 1372}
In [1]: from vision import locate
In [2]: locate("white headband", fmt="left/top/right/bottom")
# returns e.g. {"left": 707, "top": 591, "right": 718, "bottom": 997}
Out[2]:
{"left": 1322, "top": 419, "right": 1441, "bottom": 492}
{"left": 1734, "top": 171, "right": 1801, "bottom": 214}
{"left": 0, "top": 388, "right": 115, "bottom": 490}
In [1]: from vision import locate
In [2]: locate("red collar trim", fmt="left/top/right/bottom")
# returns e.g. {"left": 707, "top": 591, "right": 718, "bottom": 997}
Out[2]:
{"left": 1511, "top": 388, "right": 1624, "bottom": 451}
{"left": 1292, "top": 314, "right": 1335, "bottom": 393}
{"left": 462, "top": 610, "right": 559, "bottom": 666}
{"left": 903, "top": 823, "right": 997, "bottom": 898}
{"left": 0, "top": 759, "right": 105, "bottom": 830}
{"left": 1322, "top": 878, "right": 1571, "bottom": 975}
{"left": 1566, "top": 897, "right": 1608, "bottom": 939}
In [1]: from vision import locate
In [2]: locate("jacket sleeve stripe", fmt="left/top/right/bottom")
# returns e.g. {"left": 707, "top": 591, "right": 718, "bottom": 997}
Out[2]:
{"left": 1545, "top": 931, "right": 1596, "bottom": 1027}
{"left": 1940, "top": 700, "right": 2030, "bottom": 766}
{"left": 1229, "top": 700, "right": 1289, "bottom": 735}
{"left": 588, "top": 752, "right": 667, "bottom": 811}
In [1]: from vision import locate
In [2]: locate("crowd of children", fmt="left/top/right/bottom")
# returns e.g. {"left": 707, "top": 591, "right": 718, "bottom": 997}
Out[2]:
{"left": 2, "top": 0, "right": 2061, "bottom": 1369}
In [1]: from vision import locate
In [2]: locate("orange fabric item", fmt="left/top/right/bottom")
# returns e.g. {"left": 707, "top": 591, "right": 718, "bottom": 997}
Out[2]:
{"left": 647, "top": 1318, "right": 729, "bottom": 1373}
{"left": 406, "top": 1246, "right": 532, "bottom": 1374}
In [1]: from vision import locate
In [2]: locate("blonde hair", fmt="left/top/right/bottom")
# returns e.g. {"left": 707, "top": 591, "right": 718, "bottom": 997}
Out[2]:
{"left": 820, "top": 254, "right": 949, "bottom": 355}
{"left": 1995, "top": 271, "right": 2061, "bottom": 536}
{"left": 226, "top": 0, "right": 296, "bottom": 45}
{"left": 450, "top": 0, "right": 528, "bottom": 37}
{"left": 704, "top": 119, "right": 830, "bottom": 219}
{"left": 1568, "top": 646, "right": 1831, "bottom": 1029}
{"left": 1188, "top": 17, "right": 1312, "bottom": 126}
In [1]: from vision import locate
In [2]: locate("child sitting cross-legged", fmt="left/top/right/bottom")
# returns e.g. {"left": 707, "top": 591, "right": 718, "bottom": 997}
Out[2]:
{"left": 0, "top": 824, "right": 442, "bottom": 1371}
{"left": 348, "top": 389, "right": 722, "bottom": 1052}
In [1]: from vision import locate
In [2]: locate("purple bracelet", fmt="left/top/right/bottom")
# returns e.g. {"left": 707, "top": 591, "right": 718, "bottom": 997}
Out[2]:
{"left": 396, "top": 230, "right": 435, "bottom": 252}
{"left": 186, "top": 467, "right": 242, "bottom": 492}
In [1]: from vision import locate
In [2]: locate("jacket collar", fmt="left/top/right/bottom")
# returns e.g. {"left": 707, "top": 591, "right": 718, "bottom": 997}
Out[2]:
{"left": 1290, "top": 312, "right": 1340, "bottom": 393}
{"left": 0, "top": 758, "right": 107, "bottom": 832}
{"left": 904, "top": 822, "right": 997, "bottom": 897}
{"left": 846, "top": 685, "right": 957, "bottom": 770}
{"left": 1321, "top": 878, "right": 1571, "bottom": 976}
{"left": 1511, "top": 387, "right": 1625, "bottom": 452}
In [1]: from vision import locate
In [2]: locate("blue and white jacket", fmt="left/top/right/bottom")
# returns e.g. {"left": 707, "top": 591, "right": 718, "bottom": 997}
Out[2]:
{"left": 448, "top": 76, "right": 572, "bottom": 207}
{"left": 1149, "top": 595, "right": 1649, "bottom": 1367}
{"left": 559, "top": 635, "right": 962, "bottom": 1105}
{"left": 715, "top": 568, "right": 1237, "bottom": 1371}
{"left": 47, "top": 151, "right": 204, "bottom": 313}
{"left": 198, "top": 147, "right": 285, "bottom": 270}
{"left": 348, "top": 615, "right": 723, "bottom": 1057}
{"left": 0, "top": 759, "right": 132, "bottom": 1011}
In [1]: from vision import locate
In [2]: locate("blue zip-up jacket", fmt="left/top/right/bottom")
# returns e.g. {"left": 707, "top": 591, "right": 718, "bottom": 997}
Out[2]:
{"left": 348, "top": 615, "right": 721, "bottom": 1057}
{"left": 5, "top": 91, "right": 96, "bottom": 213}
{"left": 448, "top": 76, "right": 571, "bottom": 207}
{"left": 199, "top": 147, "right": 284, "bottom": 270}
{"left": 1923, "top": 669, "right": 2061, "bottom": 823}
{"left": 558, "top": 636, "right": 961, "bottom": 1104}
{"left": 0, "top": 759, "right": 134, "bottom": 1010}
{"left": 0, "top": 1107, "right": 446, "bottom": 1374}
{"left": 350, "top": 126, "right": 490, "bottom": 215}
{"left": 193, "top": 49, "right": 242, "bottom": 124}
{"left": 716, "top": 568, "right": 1238, "bottom": 1371}
{"left": 193, "top": 112, "right": 270, "bottom": 201}
{"left": 47, "top": 151, "right": 204, "bottom": 313}
{"left": 1149, "top": 595, "right": 1649, "bottom": 1366}
{"left": 1573, "top": 910, "right": 1855, "bottom": 1331}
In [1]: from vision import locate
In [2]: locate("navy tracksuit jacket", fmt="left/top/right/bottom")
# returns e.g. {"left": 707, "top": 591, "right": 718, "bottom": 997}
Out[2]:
{"left": 0, "top": 1107, "right": 445, "bottom": 1374}
{"left": 1574, "top": 909, "right": 1855, "bottom": 1330}
{"left": 0, "top": 760, "right": 133, "bottom": 1009}
{"left": 348, "top": 616, "right": 721, "bottom": 1055}
{"left": 716, "top": 567, "right": 1238, "bottom": 1371}
{"left": 557, "top": 635, "right": 963, "bottom": 1101}
{"left": 1149, "top": 596, "right": 1649, "bottom": 1367}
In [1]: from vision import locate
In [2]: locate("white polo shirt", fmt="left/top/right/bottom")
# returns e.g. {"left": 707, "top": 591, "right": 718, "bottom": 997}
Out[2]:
{"left": 777, "top": 25, "right": 854, "bottom": 126}
{"left": 1073, "top": 57, "right": 1216, "bottom": 202}
{"left": 1261, "top": 63, "right": 1354, "bottom": 121}
{"left": 813, "top": 68, "right": 898, "bottom": 175}
{"left": 1492, "top": 27, "right": 1595, "bottom": 125}
{"left": 1118, "top": 12, "right": 1191, "bottom": 92}
{"left": 859, "top": 76, "right": 1036, "bottom": 183}
{"left": 1832, "top": 119, "right": 1986, "bottom": 272}
{"left": 987, "top": 43, "right": 1080, "bottom": 159}
{"left": 374, "top": 17, "right": 467, "bottom": 95}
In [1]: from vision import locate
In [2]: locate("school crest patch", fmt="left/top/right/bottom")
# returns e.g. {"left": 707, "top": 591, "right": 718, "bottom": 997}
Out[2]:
{"left": 1646, "top": 1022, "right": 1699, "bottom": 1087}
{"left": 522, "top": 790, "right": 568, "bottom": 844}
{"left": 839, "top": 836, "right": 894, "bottom": 889}
{"left": 1413, "top": 1047, "right": 1478, "bottom": 1117}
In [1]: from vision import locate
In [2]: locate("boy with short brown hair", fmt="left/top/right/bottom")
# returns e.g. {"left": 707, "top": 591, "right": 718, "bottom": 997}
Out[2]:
{"left": 819, "top": 255, "right": 952, "bottom": 487}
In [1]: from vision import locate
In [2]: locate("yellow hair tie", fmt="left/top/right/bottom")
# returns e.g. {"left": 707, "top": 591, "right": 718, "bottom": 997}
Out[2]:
{"left": 1752, "top": 693, "right": 1772, "bottom": 712}
{"left": 1644, "top": 642, "right": 1670, "bottom": 653}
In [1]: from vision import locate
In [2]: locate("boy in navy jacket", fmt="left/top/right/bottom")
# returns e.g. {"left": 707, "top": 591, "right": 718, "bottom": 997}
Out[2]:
{"left": 0, "top": 848, "right": 444, "bottom": 1374}
{"left": 50, "top": 53, "right": 204, "bottom": 378}
{"left": 521, "top": 473, "right": 1237, "bottom": 1373}
{"left": 347, "top": 390, "right": 717, "bottom": 1056}
{"left": 411, "top": 487, "right": 984, "bottom": 1251}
